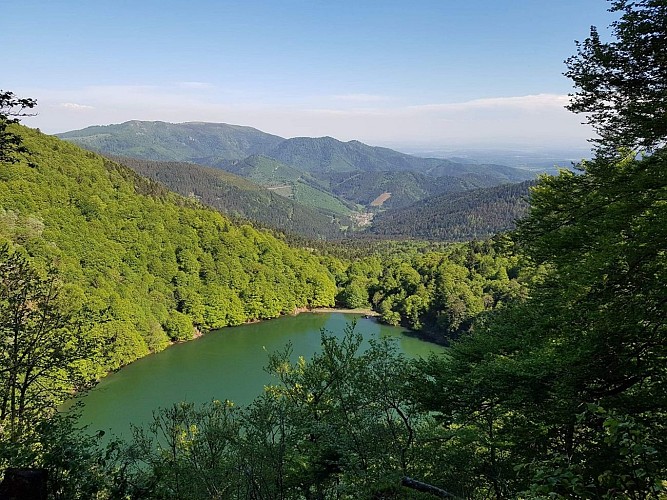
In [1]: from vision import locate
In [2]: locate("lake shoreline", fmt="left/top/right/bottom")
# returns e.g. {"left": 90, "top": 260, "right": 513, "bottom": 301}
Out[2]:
{"left": 307, "top": 307, "right": 378, "bottom": 316}
{"left": 99, "top": 307, "right": 426, "bottom": 384}
{"left": 74, "top": 312, "right": 445, "bottom": 438}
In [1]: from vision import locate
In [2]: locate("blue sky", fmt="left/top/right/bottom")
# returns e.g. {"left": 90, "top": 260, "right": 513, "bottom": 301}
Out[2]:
{"left": 5, "top": 0, "right": 617, "bottom": 150}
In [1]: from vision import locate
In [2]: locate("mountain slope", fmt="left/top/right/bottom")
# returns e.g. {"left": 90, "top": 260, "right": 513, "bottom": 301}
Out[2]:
{"left": 221, "top": 154, "right": 308, "bottom": 184}
{"left": 218, "top": 154, "right": 356, "bottom": 215}
{"left": 59, "top": 121, "right": 535, "bottom": 182}
{"left": 111, "top": 156, "right": 348, "bottom": 239}
{"left": 58, "top": 121, "right": 284, "bottom": 161}
{"left": 263, "top": 136, "right": 442, "bottom": 173}
{"left": 367, "top": 180, "right": 535, "bottom": 241}
{"left": 58, "top": 121, "right": 537, "bottom": 219}
{"left": 265, "top": 136, "right": 535, "bottom": 183}
{"left": 321, "top": 170, "right": 505, "bottom": 210}
{"left": 0, "top": 125, "right": 337, "bottom": 373}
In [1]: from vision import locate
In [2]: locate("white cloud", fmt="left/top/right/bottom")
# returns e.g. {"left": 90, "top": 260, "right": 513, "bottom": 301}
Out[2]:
{"left": 54, "top": 102, "right": 95, "bottom": 111}
{"left": 19, "top": 85, "right": 591, "bottom": 149}
{"left": 410, "top": 93, "right": 572, "bottom": 112}
{"left": 290, "top": 94, "right": 588, "bottom": 146}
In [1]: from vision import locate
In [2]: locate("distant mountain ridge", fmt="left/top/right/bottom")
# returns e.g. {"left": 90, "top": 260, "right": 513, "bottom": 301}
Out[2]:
{"left": 58, "top": 120, "right": 533, "bottom": 182}
{"left": 58, "top": 120, "right": 539, "bottom": 241}
{"left": 58, "top": 121, "right": 284, "bottom": 161}
{"left": 263, "top": 136, "right": 446, "bottom": 174}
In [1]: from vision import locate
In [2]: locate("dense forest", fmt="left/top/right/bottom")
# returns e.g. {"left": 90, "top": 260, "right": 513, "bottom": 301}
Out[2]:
{"left": 366, "top": 180, "right": 534, "bottom": 241}
{"left": 110, "top": 155, "right": 348, "bottom": 239}
{"left": 1, "top": 0, "right": 666, "bottom": 498}
{"left": 0, "top": 125, "right": 340, "bottom": 376}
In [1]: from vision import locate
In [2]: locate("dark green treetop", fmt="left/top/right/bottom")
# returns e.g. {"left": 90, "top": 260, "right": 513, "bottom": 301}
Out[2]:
{"left": 565, "top": 0, "right": 667, "bottom": 156}
{"left": 0, "top": 90, "right": 36, "bottom": 164}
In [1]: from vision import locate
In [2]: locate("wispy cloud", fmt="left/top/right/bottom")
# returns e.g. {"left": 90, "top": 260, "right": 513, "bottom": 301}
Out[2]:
{"left": 407, "top": 93, "right": 572, "bottom": 112}
{"left": 54, "top": 102, "right": 95, "bottom": 111}
{"left": 22, "top": 85, "right": 590, "bottom": 148}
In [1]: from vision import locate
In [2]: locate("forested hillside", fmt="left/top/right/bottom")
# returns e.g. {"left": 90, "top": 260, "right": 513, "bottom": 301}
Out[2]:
{"left": 318, "top": 170, "right": 461, "bottom": 209}
{"left": 111, "top": 155, "right": 348, "bottom": 239}
{"left": 220, "top": 154, "right": 357, "bottom": 215}
{"left": 0, "top": 125, "right": 337, "bottom": 376}
{"left": 57, "top": 120, "right": 284, "bottom": 161}
{"left": 368, "top": 180, "right": 534, "bottom": 240}
{"left": 2, "top": 1, "right": 665, "bottom": 498}
{"left": 333, "top": 237, "right": 529, "bottom": 342}
{"left": 262, "top": 136, "right": 445, "bottom": 174}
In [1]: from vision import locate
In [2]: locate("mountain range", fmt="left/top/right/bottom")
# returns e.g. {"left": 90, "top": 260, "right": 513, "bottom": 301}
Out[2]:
{"left": 58, "top": 120, "right": 538, "bottom": 240}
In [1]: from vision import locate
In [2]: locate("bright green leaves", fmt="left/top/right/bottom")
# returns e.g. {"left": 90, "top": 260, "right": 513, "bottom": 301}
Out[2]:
{"left": 0, "top": 90, "right": 36, "bottom": 165}
{"left": 344, "top": 242, "right": 527, "bottom": 340}
{"left": 119, "top": 326, "right": 427, "bottom": 498}
{"left": 565, "top": 1, "right": 667, "bottom": 156}
{"left": 0, "top": 245, "right": 96, "bottom": 441}
{"left": 0, "top": 125, "right": 340, "bottom": 370}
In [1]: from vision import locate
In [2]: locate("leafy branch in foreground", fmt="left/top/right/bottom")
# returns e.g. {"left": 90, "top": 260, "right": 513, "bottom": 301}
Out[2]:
{"left": 0, "top": 245, "right": 96, "bottom": 442}
{"left": 565, "top": 0, "right": 667, "bottom": 156}
{"left": 0, "top": 90, "right": 36, "bottom": 164}
{"left": 120, "top": 326, "right": 448, "bottom": 498}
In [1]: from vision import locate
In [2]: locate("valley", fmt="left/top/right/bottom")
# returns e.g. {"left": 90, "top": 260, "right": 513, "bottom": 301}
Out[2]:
{"left": 3, "top": 1, "right": 665, "bottom": 496}
{"left": 59, "top": 120, "right": 539, "bottom": 241}
{"left": 75, "top": 313, "right": 444, "bottom": 440}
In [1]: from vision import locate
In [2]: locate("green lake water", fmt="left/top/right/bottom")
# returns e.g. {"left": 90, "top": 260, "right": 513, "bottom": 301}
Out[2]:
{"left": 74, "top": 313, "right": 445, "bottom": 438}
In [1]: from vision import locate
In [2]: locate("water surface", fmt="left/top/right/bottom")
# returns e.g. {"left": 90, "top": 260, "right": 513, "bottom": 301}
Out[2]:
{"left": 75, "top": 313, "right": 444, "bottom": 438}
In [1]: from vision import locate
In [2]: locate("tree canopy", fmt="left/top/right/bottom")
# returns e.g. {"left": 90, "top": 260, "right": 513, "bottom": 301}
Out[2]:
{"left": 565, "top": 0, "right": 667, "bottom": 156}
{"left": 2, "top": 1, "right": 667, "bottom": 497}
{"left": 0, "top": 90, "right": 36, "bottom": 164}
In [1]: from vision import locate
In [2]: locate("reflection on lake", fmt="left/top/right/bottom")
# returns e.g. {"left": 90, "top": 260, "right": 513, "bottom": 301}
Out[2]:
{"left": 74, "top": 313, "right": 445, "bottom": 438}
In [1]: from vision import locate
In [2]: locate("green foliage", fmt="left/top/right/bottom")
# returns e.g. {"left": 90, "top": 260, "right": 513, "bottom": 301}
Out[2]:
{"left": 324, "top": 169, "right": 528, "bottom": 211}
{"left": 114, "top": 155, "right": 349, "bottom": 239}
{"left": 368, "top": 180, "right": 534, "bottom": 241}
{"left": 0, "top": 244, "right": 96, "bottom": 441}
{"left": 125, "top": 399, "right": 242, "bottom": 498}
{"left": 163, "top": 310, "right": 195, "bottom": 341}
{"left": 291, "top": 180, "right": 355, "bottom": 216}
{"left": 523, "top": 405, "right": 666, "bottom": 499}
{"left": 0, "top": 125, "right": 338, "bottom": 375}
{"left": 0, "top": 411, "right": 120, "bottom": 500}
{"left": 118, "top": 326, "right": 432, "bottom": 499}
{"left": 409, "top": 118, "right": 667, "bottom": 499}
{"left": 0, "top": 90, "right": 36, "bottom": 164}
{"left": 565, "top": 0, "right": 667, "bottom": 156}
{"left": 339, "top": 280, "right": 369, "bottom": 309}
{"left": 223, "top": 154, "right": 357, "bottom": 215}
{"left": 6, "top": 2, "right": 666, "bottom": 495}
{"left": 392, "top": 5, "right": 667, "bottom": 495}
{"left": 336, "top": 239, "right": 528, "bottom": 342}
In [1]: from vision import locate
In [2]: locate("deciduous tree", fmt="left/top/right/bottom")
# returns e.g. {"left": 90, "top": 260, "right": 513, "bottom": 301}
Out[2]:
{"left": 565, "top": 0, "right": 667, "bottom": 156}
{"left": 0, "top": 90, "right": 36, "bottom": 164}
{"left": 0, "top": 245, "right": 94, "bottom": 441}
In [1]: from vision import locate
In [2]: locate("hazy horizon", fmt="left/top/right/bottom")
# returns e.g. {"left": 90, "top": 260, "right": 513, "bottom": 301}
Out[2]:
{"left": 7, "top": 0, "right": 615, "bottom": 151}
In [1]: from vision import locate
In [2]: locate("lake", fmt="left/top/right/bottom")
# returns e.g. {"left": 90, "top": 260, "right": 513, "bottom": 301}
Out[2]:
{"left": 73, "top": 312, "right": 445, "bottom": 438}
